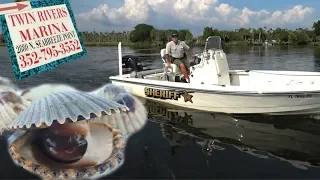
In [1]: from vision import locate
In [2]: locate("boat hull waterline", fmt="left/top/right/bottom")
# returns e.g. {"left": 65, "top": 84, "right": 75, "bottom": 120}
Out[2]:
{"left": 110, "top": 78, "right": 320, "bottom": 115}
{"left": 110, "top": 37, "right": 320, "bottom": 115}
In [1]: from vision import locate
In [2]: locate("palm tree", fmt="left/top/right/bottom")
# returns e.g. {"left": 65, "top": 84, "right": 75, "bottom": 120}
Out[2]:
{"left": 257, "top": 28, "right": 264, "bottom": 43}
{"left": 238, "top": 28, "right": 246, "bottom": 41}
{"left": 220, "top": 30, "right": 228, "bottom": 42}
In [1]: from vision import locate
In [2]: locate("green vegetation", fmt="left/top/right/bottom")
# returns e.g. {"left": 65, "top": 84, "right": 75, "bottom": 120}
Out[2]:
{"left": 77, "top": 21, "right": 320, "bottom": 47}
{"left": 2, "top": 20, "right": 320, "bottom": 47}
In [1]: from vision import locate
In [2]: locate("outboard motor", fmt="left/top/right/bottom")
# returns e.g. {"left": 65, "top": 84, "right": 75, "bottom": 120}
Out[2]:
{"left": 122, "top": 55, "right": 143, "bottom": 74}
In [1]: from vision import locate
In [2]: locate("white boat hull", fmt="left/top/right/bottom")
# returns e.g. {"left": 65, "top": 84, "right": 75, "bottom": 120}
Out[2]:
{"left": 112, "top": 38, "right": 320, "bottom": 115}
{"left": 110, "top": 78, "right": 320, "bottom": 115}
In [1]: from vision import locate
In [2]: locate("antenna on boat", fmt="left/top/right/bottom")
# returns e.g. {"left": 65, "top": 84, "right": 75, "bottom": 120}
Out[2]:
{"left": 118, "top": 42, "right": 122, "bottom": 75}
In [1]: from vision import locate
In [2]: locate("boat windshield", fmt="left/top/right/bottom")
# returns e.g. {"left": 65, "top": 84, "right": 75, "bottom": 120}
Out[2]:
{"left": 204, "top": 36, "right": 222, "bottom": 51}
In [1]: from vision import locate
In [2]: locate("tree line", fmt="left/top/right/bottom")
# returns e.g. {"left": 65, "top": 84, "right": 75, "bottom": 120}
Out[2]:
{"left": 1, "top": 14, "right": 320, "bottom": 46}
{"left": 2, "top": 0, "right": 320, "bottom": 46}
{"left": 123, "top": 21, "right": 320, "bottom": 46}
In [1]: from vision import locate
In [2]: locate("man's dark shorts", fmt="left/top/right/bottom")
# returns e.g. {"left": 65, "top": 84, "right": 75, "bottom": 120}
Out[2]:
{"left": 171, "top": 56, "right": 190, "bottom": 69}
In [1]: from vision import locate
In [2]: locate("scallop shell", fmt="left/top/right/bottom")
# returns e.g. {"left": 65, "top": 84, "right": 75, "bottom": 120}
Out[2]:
{"left": 7, "top": 91, "right": 130, "bottom": 179}
{"left": 9, "top": 91, "right": 129, "bottom": 130}
{"left": 0, "top": 91, "right": 30, "bottom": 134}
{"left": 0, "top": 76, "right": 19, "bottom": 93}
{"left": 9, "top": 123, "right": 126, "bottom": 179}
{"left": 90, "top": 84, "right": 148, "bottom": 137}
{"left": 21, "top": 84, "right": 79, "bottom": 102}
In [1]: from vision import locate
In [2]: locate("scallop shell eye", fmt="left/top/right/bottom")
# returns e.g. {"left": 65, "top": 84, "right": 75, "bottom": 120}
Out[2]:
{"left": 8, "top": 91, "right": 128, "bottom": 179}
{"left": 90, "top": 84, "right": 148, "bottom": 137}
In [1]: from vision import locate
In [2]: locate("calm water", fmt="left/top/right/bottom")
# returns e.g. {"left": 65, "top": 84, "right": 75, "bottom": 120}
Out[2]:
{"left": 1, "top": 45, "right": 320, "bottom": 178}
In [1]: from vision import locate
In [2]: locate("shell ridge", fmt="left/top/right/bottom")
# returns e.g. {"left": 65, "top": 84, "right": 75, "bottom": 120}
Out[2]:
{"left": 58, "top": 92, "right": 76, "bottom": 123}
{"left": 1, "top": 102, "right": 15, "bottom": 126}
{"left": 60, "top": 92, "right": 85, "bottom": 121}
{"left": 0, "top": 106, "right": 11, "bottom": 129}
{"left": 39, "top": 97, "right": 48, "bottom": 126}
{"left": 113, "top": 113, "right": 123, "bottom": 129}
{"left": 42, "top": 97, "right": 53, "bottom": 127}
{"left": 121, "top": 113, "right": 134, "bottom": 135}
{"left": 55, "top": 92, "right": 77, "bottom": 122}
{"left": 63, "top": 92, "right": 84, "bottom": 122}
{"left": 134, "top": 102, "right": 144, "bottom": 121}
{"left": 66, "top": 92, "right": 93, "bottom": 120}
{"left": 128, "top": 112, "right": 141, "bottom": 131}
{"left": 15, "top": 102, "right": 35, "bottom": 128}
{"left": 82, "top": 93, "right": 118, "bottom": 115}
{"left": 101, "top": 115, "right": 110, "bottom": 125}
{"left": 80, "top": 92, "right": 122, "bottom": 115}
{"left": 70, "top": 92, "right": 101, "bottom": 118}
{"left": 2, "top": 102, "right": 15, "bottom": 119}
{"left": 8, "top": 109, "right": 19, "bottom": 129}
{"left": 133, "top": 97, "right": 148, "bottom": 126}
{"left": 18, "top": 102, "right": 36, "bottom": 128}
{"left": 109, "top": 114, "right": 117, "bottom": 128}
{"left": 124, "top": 112, "right": 135, "bottom": 133}
{"left": 134, "top": 106, "right": 147, "bottom": 126}
{"left": 104, "top": 115, "right": 113, "bottom": 127}
{"left": 63, "top": 91, "right": 104, "bottom": 120}
{"left": 0, "top": 97, "right": 20, "bottom": 129}
{"left": 30, "top": 100, "right": 41, "bottom": 128}
{"left": 49, "top": 92, "right": 67, "bottom": 124}
{"left": 117, "top": 113, "right": 128, "bottom": 136}
{"left": 45, "top": 93, "right": 60, "bottom": 126}
{"left": 28, "top": 100, "right": 43, "bottom": 128}
{"left": 28, "top": 105, "right": 38, "bottom": 128}
{"left": 0, "top": 106, "right": 7, "bottom": 127}
{"left": 76, "top": 93, "right": 108, "bottom": 117}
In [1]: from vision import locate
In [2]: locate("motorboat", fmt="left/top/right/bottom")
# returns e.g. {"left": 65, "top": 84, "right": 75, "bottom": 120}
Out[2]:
{"left": 145, "top": 100, "right": 320, "bottom": 170}
{"left": 109, "top": 36, "right": 320, "bottom": 115}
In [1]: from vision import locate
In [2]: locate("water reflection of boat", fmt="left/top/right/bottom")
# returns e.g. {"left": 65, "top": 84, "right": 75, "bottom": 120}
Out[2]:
{"left": 145, "top": 100, "right": 320, "bottom": 170}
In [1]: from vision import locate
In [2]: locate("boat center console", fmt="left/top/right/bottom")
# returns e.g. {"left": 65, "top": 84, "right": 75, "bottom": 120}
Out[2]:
{"left": 190, "top": 43, "right": 231, "bottom": 86}
{"left": 190, "top": 36, "right": 232, "bottom": 86}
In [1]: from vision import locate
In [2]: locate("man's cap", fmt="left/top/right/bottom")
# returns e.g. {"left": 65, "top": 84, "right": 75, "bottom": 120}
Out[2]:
{"left": 172, "top": 33, "right": 178, "bottom": 38}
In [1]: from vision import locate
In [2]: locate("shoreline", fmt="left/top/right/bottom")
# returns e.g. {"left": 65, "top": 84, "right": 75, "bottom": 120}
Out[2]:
{"left": 0, "top": 41, "right": 318, "bottom": 48}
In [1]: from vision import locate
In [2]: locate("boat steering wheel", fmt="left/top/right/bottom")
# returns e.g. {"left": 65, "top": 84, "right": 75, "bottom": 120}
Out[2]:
{"left": 193, "top": 54, "right": 201, "bottom": 65}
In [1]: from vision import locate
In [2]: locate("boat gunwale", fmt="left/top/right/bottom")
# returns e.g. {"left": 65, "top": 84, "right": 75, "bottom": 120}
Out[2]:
{"left": 109, "top": 78, "right": 320, "bottom": 96}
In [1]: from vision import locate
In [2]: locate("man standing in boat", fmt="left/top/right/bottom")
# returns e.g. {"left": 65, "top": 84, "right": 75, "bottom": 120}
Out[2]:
{"left": 165, "top": 33, "right": 195, "bottom": 83}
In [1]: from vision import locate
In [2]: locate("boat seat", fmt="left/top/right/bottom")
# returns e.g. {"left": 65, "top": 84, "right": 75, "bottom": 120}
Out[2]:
{"left": 213, "top": 52, "right": 231, "bottom": 86}
{"left": 160, "top": 49, "right": 181, "bottom": 74}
